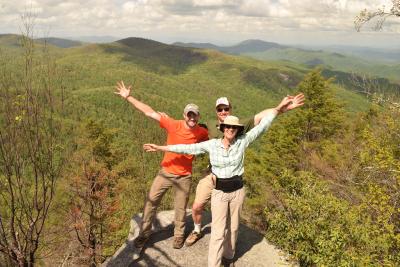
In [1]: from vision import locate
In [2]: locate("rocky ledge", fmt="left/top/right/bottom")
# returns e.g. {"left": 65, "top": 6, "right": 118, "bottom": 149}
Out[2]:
{"left": 103, "top": 210, "right": 295, "bottom": 267}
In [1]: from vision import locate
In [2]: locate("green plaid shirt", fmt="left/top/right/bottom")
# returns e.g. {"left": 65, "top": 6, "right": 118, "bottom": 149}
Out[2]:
{"left": 167, "top": 112, "right": 276, "bottom": 178}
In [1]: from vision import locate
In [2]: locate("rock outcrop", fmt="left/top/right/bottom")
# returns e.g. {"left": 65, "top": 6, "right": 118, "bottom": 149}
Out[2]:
{"left": 104, "top": 210, "right": 295, "bottom": 267}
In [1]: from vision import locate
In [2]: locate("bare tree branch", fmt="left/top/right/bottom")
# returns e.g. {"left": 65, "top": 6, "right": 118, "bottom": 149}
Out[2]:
{"left": 355, "top": 0, "right": 400, "bottom": 31}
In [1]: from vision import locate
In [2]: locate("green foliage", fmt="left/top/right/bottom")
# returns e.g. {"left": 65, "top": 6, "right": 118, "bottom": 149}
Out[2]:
{"left": 244, "top": 70, "right": 399, "bottom": 266}
{"left": 241, "top": 67, "right": 301, "bottom": 94}
{"left": 294, "top": 69, "right": 345, "bottom": 142}
{"left": 265, "top": 171, "right": 399, "bottom": 266}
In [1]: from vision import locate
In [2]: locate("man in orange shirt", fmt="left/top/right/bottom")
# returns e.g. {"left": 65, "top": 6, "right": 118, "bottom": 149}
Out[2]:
{"left": 115, "top": 81, "right": 208, "bottom": 249}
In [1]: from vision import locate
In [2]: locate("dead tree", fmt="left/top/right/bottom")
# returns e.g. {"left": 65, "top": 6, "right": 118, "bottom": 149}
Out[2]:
{"left": 349, "top": 72, "right": 400, "bottom": 107}
{"left": 0, "top": 14, "right": 62, "bottom": 266}
{"left": 68, "top": 121, "right": 120, "bottom": 266}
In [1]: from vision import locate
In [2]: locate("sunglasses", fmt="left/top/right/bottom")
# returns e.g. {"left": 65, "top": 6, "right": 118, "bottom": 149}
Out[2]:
{"left": 217, "top": 107, "right": 230, "bottom": 112}
{"left": 224, "top": 125, "right": 239, "bottom": 130}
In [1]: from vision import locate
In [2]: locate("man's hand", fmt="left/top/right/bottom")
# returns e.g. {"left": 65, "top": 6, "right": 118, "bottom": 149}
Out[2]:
{"left": 114, "top": 80, "right": 131, "bottom": 99}
{"left": 276, "top": 93, "right": 305, "bottom": 114}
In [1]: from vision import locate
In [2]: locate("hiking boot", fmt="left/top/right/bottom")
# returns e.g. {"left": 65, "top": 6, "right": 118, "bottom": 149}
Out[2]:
{"left": 173, "top": 236, "right": 185, "bottom": 249}
{"left": 221, "top": 257, "right": 235, "bottom": 267}
{"left": 185, "top": 231, "right": 203, "bottom": 246}
{"left": 134, "top": 234, "right": 150, "bottom": 248}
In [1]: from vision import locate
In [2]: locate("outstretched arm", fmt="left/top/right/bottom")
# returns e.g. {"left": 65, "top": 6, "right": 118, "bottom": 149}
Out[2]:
{"left": 244, "top": 93, "right": 305, "bottom": 145}
{"left": 115, "top": 80, "right": 161, "bottom": 121}
{"left": 253, "top": 93, "right": 305, "bottom": 125}
{"left": 144, "top": 141, "right": 210, "bottom": 155}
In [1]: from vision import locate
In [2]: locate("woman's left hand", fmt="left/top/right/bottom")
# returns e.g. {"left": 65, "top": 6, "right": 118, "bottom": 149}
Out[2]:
{"left": 143, "top": 144, "right": 159, "bottom": 152}
{"left": 276, "top": 93, "right": 305, "bottom": 113}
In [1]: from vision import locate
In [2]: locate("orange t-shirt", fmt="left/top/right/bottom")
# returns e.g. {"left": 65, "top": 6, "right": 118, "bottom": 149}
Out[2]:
{"left": 159, "top": 116, "right": 208, "bottom": 175}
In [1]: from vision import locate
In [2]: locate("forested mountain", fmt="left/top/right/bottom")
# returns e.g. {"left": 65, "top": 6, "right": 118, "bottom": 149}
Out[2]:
{"left": 35, "top": 37, "right": 84, "bottom": 48}
{"left": 0, "top": 34, "right": 398, "bottom": 266}
{"left": 175, "top": 39, "right": 400, "bottom": 83}
{"left": 174, "top": 39, "right": 286, "bottom": 54}
{"left": 0, "top": 33, "right": 22, "bottom": 47}
{"left": 305, "top": 45, "right": 400, "bottom": 63}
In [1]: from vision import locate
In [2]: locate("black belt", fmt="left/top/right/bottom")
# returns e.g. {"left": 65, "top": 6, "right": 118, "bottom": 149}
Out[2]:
{"left": 215, "top": 175, "right": 243, "bottom": 193}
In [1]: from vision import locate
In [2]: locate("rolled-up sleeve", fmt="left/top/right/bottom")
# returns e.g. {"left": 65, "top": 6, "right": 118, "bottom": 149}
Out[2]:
{"left": 167, "top": 140, "right": 211, "bottom": 155}
{"left": 244, "top": 112, "right": 276, "bottom": 146}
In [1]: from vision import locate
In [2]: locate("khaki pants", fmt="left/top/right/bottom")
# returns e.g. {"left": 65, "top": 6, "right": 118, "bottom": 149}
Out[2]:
{"left": 208, "top": 187, "right": 245, "bottom": 267}
{"left": 194, "top": 173, "right": 215, "bottom": 205}
{"left": 140, "top": 169, "right": 192, "bottom": 238}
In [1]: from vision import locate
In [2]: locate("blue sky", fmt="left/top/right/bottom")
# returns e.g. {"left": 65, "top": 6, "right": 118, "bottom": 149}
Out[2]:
{"left": 0, "top": 0, "right": 399, "bottom": 48}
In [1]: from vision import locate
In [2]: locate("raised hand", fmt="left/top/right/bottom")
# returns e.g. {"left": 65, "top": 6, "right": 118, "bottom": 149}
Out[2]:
{"left": 114, "top": 80, "right": 131, "bottom": 99}
{"left": 286, "top": 93, "right": 305, "bottom": 111}
{"left": 276, "top": 93, "right": 305, "bottom": 113}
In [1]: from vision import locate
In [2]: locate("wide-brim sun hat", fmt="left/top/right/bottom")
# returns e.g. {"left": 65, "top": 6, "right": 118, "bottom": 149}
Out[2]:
{"left": 220, "top": 115, "right": 244, "bottom": 132}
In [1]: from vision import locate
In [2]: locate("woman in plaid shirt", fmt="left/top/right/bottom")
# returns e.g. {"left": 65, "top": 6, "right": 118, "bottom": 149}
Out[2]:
{"left": 144, "top": 94, "right": 304, "bottom": 267}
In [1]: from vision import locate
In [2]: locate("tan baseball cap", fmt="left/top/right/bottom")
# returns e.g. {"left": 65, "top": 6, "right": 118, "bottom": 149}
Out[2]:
{"left": 183, "top": 103, "right": 200, "bottom": 115}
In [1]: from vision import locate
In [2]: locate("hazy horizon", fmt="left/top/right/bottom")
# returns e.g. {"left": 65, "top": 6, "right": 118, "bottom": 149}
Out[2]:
{"left": 1, "top": 0, "right": 399, "bottom": 49}
{"left": 2, "top": 32, "right": 400, "bottom": 52}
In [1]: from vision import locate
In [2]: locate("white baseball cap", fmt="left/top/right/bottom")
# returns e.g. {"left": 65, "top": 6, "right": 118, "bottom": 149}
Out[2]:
{"left": 215, "top": 97, "right": 230, "bottom": 107}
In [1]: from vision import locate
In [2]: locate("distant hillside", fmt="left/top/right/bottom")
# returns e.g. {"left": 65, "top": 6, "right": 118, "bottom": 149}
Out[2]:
{"left": 0, "top": 34, "right": 64, "bottom": 53}
{"left": 245, "top": 47, "right": 372, "bottom": 69}
{"left": 50, "top": 36, "right": 372, "bottom": 119}
{"left": 321, "top": 69, "right": 400, "bottom": 98}
{"left": 0, "top": 35, "right": 372, "bottom": 114}
{"left": 0, "top": 34, "right": 22, "bottom": 48}
{"left": 102, "top": 37, "right": 209, "bottom": 75}
{"left": 72, "top": 35, "right": 119, "bottom": 43}
{"left": 60, "top": 36, "right": 306, "bottom": 106}
{"left": 311, "top": 45, "right": 400, "bottom": 63}
{"left": 175, "top": 39, "right": 400, "bottom": 83}
{"left": 173, "top": 42, "right": 221, "bottom": 50}
{"left": 35, "top": 37, "right": 84, "bottom": 48}
{"left": 244, "top": 47, "right": 400, "bottom": 82}
{"left": 224, "top": 39, "right": 286, "bottom": 54}
{"left": 174, "top": 39, "right": 286, "bottom": 54}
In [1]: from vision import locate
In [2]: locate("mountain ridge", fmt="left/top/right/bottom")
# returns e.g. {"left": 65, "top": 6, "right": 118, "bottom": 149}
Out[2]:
{"left": 173, "top": 39, "right": 400, "bottom": 82}
{"left": 173, "top": 39, "right": 286, "bottom": 54}
{"left": 35, "top": 37, "right": 84, "bottom": 48}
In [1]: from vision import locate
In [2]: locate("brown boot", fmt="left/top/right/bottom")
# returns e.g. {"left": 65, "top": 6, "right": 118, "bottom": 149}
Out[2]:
{"left": 185, "top": 231, "right": 203, "bottom": 246}
{"left": 173, "top": 236, "right": 185, "bottom": 249}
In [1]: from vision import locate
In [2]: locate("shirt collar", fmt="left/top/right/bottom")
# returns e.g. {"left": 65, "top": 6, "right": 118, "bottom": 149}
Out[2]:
{"left": 218, "top": 138, "right": 237, "bottom": 149}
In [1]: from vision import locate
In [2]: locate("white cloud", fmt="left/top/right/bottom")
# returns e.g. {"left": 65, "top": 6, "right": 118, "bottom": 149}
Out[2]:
{"left": 193, "top": 0, "right": 234, "bottom": 7}
{"left": 0, "top": 0, "right": 398, "bottom": 46}
{"left": 236, "top": 0, "right": 272, "bottom": 17}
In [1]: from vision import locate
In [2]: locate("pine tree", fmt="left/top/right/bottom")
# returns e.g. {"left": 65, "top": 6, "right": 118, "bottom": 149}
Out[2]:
{"left": 294, "top": 69, "right": 344, "bottom": 142}
{"left": 68, "top": 121, "right": 121, "bottom": 266}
